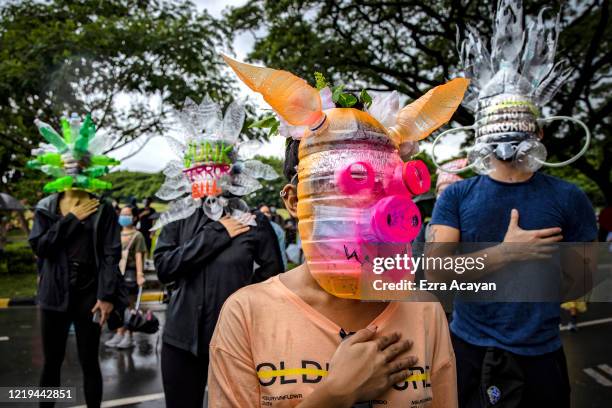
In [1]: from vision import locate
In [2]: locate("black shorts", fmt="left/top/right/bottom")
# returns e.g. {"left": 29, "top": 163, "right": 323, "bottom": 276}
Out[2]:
{"left": 451, "top": 332, "right": 570, "bottom": 408}
{"left": 123, "top": 268, "right": 139, "bottom": 293}
{"left": 124, "top": 280, "right": 139, "bottom": 294}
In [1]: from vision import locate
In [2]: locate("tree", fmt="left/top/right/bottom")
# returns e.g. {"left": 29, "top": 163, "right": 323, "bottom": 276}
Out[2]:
{"left": 226, "top": 0, "right": 611, "bottom": 206}
{"left": 0, "top": 0, "right": 235, "bottom": 203}
{"left": 101, "top": 170, "right": 164, "bottom": 201}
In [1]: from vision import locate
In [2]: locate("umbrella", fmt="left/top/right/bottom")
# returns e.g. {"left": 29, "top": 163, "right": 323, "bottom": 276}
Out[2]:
{"left": 0, "top": 193, "right": 25, "bottom": 211}
{"left": 124, "top": 286, "right": 160, "bottom": 334}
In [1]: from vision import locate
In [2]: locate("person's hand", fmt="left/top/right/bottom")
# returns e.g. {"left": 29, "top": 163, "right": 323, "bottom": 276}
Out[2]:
{"left": 219, "top": 216, "right": 250, "bottom": 238}
{"left": 69, "top": 199, "right": 99, "bottom": 221}
{"left": 137, "top": 273, "right": 146, "bottom": 287}
{"left": 322, "top": 326, "right": 417, "bottom": 406}
{"left": 501, "top": 209, "right": 562, "bottom": 261}
{"left": 91, "top": 300, "right": 114, "bottom": 327}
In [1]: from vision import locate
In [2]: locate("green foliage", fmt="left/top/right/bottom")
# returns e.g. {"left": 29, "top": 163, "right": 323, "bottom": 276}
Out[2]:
{"left": 0, "top": 0, "right": 235, "bottom": 196}
{"left": 543, "top": 166, "right": 606, "bottom": 209}
{"left": 241, "top": 155, "right": 286, "bottom": 209}
{"left": 101, "top": 171, "right": 164, "bottom": 202}
{"left": 0, "top": 240, "right": 37, "bottom": 275}
{"left": 7, "top": 167, "right": 47, "bottom": 206}
{"left": 330, "top": 83, "right": 370, "bottom": 108}
{"left": 249, "top": 115, "right": 280, "bottom": 138}
{"left": 226, "top": 0, "right": 612, "bottom": 204}
{"left": 360, "top": 89, "right": 373, "bottom": 109}
{"left": 0, "top": 273, "right": 38, "bottom": 298}
{"left": 314, "top": 72, "right": 328, "bottom": 90}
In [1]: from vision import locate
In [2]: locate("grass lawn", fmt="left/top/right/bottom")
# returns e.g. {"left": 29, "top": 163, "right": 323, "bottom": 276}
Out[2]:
{"left": 0, "top": 273, "right": 37, "bottom": 298}
{"left": 1, "top": 230, "right": 37, "bottom": 298}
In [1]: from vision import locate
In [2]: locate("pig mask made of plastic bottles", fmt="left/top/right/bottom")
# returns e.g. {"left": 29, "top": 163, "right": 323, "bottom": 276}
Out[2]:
{"left": 224, "top": 55, "right": 468, "bottom": 299}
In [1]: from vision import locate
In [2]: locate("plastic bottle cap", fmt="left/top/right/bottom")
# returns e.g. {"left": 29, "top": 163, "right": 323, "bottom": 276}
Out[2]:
{"left": 402, "top": 160, "right": 431, "bottom": 195}
{"left": 371, "top": 195, "right": 421, "bottom": 242}
{"left": 335, "top": 161, "right": 375, "bottom": 195}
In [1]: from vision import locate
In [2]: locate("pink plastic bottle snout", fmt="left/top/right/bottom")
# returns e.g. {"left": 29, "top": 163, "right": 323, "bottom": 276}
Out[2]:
{"left": 335, "top": 161, "right": 375, "bottom": 195}
{"left": 370, "top": 195, "right": 421, "bottom": 243}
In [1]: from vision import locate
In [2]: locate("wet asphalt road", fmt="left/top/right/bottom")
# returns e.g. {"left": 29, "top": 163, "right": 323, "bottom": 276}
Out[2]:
{"left": 0, "top": 304, "right": 166, "bottom": 408}
{"left": 0, "top": 303, "right": 610, "bottom": 407}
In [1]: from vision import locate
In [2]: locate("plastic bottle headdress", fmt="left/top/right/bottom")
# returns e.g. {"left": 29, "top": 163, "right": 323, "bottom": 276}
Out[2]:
{"left": 151, "top": 96, "right": 278, "bottom": 230}
{"left": 432, "top": 0, "right": 590, "bottom": 175}
{"left": 224, "top": 55, "right": 468, "bottom": 299}
{"left": 28, "top": 113, "right": 119, "bottom": 193}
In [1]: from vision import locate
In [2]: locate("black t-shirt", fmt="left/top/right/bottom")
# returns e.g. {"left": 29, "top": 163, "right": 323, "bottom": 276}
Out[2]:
{"left": 63, "top": 212, "right": 96, "bottom": 289}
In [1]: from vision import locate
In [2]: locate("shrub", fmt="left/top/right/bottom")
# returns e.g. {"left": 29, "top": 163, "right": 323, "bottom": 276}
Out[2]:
{"left": 0, "top": 240, "right": 37, "bottom": 275}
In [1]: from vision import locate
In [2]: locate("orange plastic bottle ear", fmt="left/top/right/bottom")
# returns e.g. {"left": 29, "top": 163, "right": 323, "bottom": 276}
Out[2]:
{"left": 388, "top": 78, "right": 469, "bottom": 144}
{"left": 222, "top": 55, "right": 323, "bottom": 127}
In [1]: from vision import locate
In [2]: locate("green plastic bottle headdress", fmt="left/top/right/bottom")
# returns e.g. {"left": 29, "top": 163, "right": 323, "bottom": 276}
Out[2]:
{"left": 28, "top": 113, "right": 120, "bottom": 193}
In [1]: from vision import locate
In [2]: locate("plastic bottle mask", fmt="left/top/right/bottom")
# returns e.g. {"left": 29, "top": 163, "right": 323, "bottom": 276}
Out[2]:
{"left": 297, "top": 109, "right": 431, "bottom": 298}
{"left": 151, "top": 97, "right": 279, "bottom": 230}
{"left": 433, "top": 2, "right": 591, "bottom": 175}
{"left": 224, "top": 55, "right": 468, "bottom": 299}
{"left": 432, "top": 86, "right": 590, "bottom": 175}
{"left": 28, "top": 113, "right": 119, "bottom": 193}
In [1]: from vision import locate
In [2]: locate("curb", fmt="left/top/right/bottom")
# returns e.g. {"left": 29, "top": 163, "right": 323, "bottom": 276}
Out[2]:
{"left": 141, "top": 291, "right": 165, "bottom": 303}
{"left": 0, "top": 292, "right": 165, "bottom": 309}
{"left": 0, "top": 297, "right": 36, "bottom": 308}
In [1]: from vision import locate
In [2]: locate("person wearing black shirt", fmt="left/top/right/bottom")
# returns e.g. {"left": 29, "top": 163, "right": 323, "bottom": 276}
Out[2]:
{"left": 138, "top": 197, "right": 156, "bottom": 252}
{"left": 154, "top": 208, "right": 283, "bottom": 408}
{"left": 29, "top": 189, "right": 122, "bottom": 408}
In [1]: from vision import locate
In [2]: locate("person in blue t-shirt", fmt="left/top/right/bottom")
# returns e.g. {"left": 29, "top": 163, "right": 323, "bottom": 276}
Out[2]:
{"left": 427, "top": 154, "right": 597, "bottom": 407}
{"left": 426, "top": 2, "right": 600, "bottom": 406}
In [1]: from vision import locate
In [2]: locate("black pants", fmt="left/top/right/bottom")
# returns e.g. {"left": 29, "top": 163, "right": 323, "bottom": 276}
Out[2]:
{"left": 452, "top": 332, "right": 570, "bottom": 408}
{"left": 39, "top": 289, "right": 102, "bottom": 408}
{"left": 161, "top": 342, "right": 209, "bottom": 408}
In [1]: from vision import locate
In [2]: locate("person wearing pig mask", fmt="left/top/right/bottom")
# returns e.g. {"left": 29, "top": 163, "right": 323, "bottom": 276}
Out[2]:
{"left": 207, "top": 56, "right": 468, "bottom": 408}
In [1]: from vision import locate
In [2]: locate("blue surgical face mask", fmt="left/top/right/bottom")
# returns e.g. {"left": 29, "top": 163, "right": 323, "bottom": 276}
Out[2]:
{"left": 118, "top": 215, "right": 133, "bottom": 227}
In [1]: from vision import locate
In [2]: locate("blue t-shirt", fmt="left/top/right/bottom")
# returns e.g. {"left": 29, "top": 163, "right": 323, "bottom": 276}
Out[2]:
{"left": 430, "top": 172, "right": 597, "bottom": 355}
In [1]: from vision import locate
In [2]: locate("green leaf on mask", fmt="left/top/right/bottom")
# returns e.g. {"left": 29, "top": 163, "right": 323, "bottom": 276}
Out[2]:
{"left": 360, "top": 89, "right": 373, "bottom": 108}
{"left": 332, "top": 84, "right": 345, "bottom": 103}
{"left": 337, "top": 93, "right": 357, "bottom": 107}
{"left": 249, "top": 115, "right": 278, "bottom": 129}
{"left": 268, "top": 120, "right": 280, "bottom": 137}
{"left": 314, "top": 72, "right": 328, "bottom": 90}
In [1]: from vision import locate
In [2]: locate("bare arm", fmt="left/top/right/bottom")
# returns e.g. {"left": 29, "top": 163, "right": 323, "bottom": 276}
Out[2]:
{"left": 425, "top": 210, "right": 563, "bottom": 283}
{"left": 136, "top": 251, "right": 145, "bottom": 287}
{"left": 424, "top": 225, "right": 507, "bottom": 282}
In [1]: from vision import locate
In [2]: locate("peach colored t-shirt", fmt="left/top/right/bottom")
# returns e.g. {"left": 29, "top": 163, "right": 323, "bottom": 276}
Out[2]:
{"left": 209, "top": 276, "right": 457, "bottom": 408}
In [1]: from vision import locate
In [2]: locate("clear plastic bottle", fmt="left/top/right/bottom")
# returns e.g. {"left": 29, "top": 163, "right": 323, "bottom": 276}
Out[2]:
{"left": 297, "top": 108, "right": 429, "bottom": 299}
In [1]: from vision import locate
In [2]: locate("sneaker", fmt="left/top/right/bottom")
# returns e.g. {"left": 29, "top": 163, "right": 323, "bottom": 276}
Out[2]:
{"left": 104, "top": 333, "right": 124, "bottom": 348}
{"left": 116, "top": 334, "right": 134, "bottom": 349}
